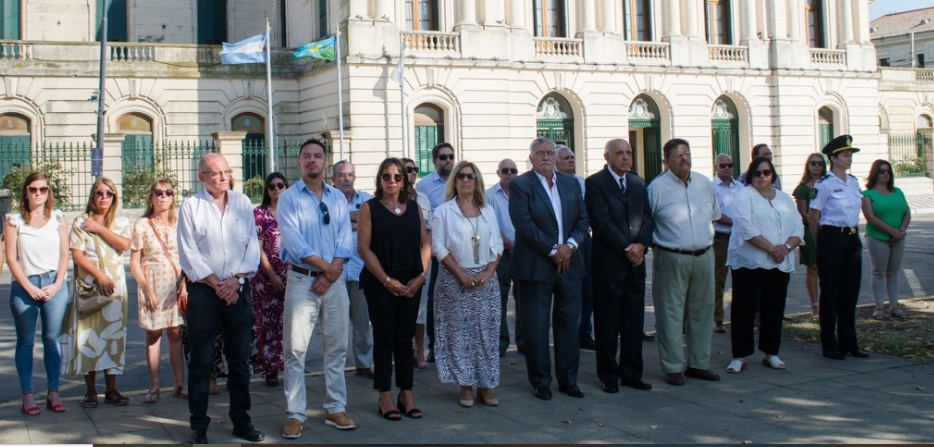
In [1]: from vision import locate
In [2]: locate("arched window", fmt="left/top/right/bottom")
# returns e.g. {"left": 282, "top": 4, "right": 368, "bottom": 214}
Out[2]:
{"left": 711, "top": 97, "right": 740, "bottom": 177}
{"left": 623, "top": 0, "right": 652, "bottom": 41}
{"left": 414, "top": 104, "right": 445, "bottom": 177}
{"left": 532, "top": 0, "right": 566, "bottom": 37}
{"left": 916, "top": 114, "right": 932, "bottom": 131}
{"left": 804, "top": 0, "right": 825, "bottom": 48}
{"left": 0, "top": 113, "right": 31, "bottom": 178}
{"left": 628, "top": 95, "right": 662, "bottom": 181}
{"left": 536, "top": 94, "right": 573, "bottom": 150}
{"left": 117, "top": 112, "right": 154, "bottom": 170}
{"left": 406, "top": 0, "right": 438, "bottom": 31}
{"left": 232, "top": 113, "right": 266, "bottom": 181}
{"left": 818, "top": 107, "right": 834, "bottom": 148}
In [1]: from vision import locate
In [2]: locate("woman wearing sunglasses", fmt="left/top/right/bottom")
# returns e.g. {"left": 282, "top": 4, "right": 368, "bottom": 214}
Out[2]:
{"left": 130, "top": 180, "right": 187, "bottom": 403}
{"left": 358, "top": 158, "right": 431, "bottom": 420}
{"left": 792, "top": 153, "right": 827, "bottom": 320}
{"left": 432, "top": 161, "right": 503, "bottom": 407}
{"left": 725, "top": 157, "right": 803, "bottom": 374}
{"left": 5, "top": 172, "right": 70, "bottom": 415}
{"left": 250, "top": 172, "right": 290, "bottom": 385}
{"left": 402, "top": 157, "right": 433, "bottom": 369}
{"left": 861, "top": 160, "right": 910, "bottom": 320}
{"left": 62, "top": 178, "right": 133, "bottom": 408}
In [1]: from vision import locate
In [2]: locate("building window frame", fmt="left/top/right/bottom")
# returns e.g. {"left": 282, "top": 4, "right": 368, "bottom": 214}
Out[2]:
{"left": 532, "top": 0, "right": 566, "bottom": 37}
{"left": 704, "top": 0, "right": 732, "bottom": 45}
{"left": 622, "top": 0, "right": 652, "bottom": 41}
{"left": 405, "top": 0, "right": 438, "bottom": 31}
{"left": 804, "top": 0, "right": 825, "bottom": 48}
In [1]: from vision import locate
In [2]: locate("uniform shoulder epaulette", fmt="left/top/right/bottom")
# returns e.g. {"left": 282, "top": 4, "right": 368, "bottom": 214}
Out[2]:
{"left": 847, "top": 173, "right": 858, "bottom": 180}
{"left": 817, "top": 173, "right": 831, "bottom": 182}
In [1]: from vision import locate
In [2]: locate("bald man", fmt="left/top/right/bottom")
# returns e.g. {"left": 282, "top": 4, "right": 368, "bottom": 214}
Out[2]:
{"left": 712, "top": 154, "right": 742, "bottom": 333}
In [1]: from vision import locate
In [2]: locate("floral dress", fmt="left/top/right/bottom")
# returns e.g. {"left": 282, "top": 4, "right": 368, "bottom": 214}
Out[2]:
{"left": 131, "top": 218, "right": 185, "bottom": 330}
{"left": 250, "top": 205, "right": 287, "bottom": 377}
{"left": 61, "top": 215, "right": 131, "bottom": 375}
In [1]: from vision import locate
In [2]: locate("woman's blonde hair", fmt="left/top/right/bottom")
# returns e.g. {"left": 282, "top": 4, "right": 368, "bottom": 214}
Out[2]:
{"left": 141, "top": 179, "right": 177, "bottom": 224}
{"left": 84, "top": 177, "right": 119, "bottom": 228}
{"left": 443, "top": 161, "right": 485, "bottom": 209}
{"left": 18, "top": 171, "right": 54, "bottom": 224}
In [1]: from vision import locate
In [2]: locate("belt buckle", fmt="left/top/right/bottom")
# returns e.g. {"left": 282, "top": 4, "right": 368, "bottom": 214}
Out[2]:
{"left": 848, "top": 227, "right": 856, "bottom": 235}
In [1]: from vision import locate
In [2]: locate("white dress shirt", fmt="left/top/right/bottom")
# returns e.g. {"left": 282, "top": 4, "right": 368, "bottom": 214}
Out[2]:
{"left": 431, "top": 200, "right": 503, "bottom": 268}
{"left": 647, "top": 170, "right": 721, "bottom": 251}
{"left": 712, "top": 175, "right": 743, "bottom": 234}
{"left": 178, "top": 189, "right": 260, "bottom": 282}
{"left": 726, "top": 186, "right": 804, "bottom": 273}
{"left": 533, "top": 170, "right": 579, "bottom": 251}
{"left": 485, "top": 182, "right": 515, "bottom": 245}
{"left": 809, "top": 173, "right": 862, "bottom": 227}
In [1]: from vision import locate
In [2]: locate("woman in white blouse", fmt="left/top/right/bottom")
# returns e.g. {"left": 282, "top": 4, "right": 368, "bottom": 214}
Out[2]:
{"left": 5, "top": 172, "right": 70, "bottom": 414}
{"left": 725, "top": 157, "right": 804, "bottom": 373}
{"left": 431, "top": 161, "right": 503, "bottom": 408}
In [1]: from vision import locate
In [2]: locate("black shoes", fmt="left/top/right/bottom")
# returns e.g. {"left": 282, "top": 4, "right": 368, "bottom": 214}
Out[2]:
{"left": 600, "top": 382, "right": 619, "bottom": 393}
{"left": 621, "top": 379, "right": 653, "bottom": 391}
{"left": 354, "top": 367, "right": 375, "bottom": 379}
{"left": 823, "top": 351, "right": 846, "bottom": 360}
{"left": 232, "top": 425, "right": 265, "bottom": 442}
{"left": 846, "top": 349, "right": 870, "bottom": 358}
{"left": 533, "top": 386, "right": 552, "bottom": 400}
{"left": 189, "top": 430, "right": 208, "bottom": 444}
{"left": 579, "top": 335, "right": 597, "bottom": 350}
{"left": 558, "top": 385, "right": 585, "bottom": 398}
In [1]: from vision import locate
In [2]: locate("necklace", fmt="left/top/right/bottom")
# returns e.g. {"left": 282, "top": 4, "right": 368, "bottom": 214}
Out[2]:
{"left": 457, "top": 199, "right": 482, "bottom": 263}
{"left": 381, "top": 198, "right": 402, "bottom": 215}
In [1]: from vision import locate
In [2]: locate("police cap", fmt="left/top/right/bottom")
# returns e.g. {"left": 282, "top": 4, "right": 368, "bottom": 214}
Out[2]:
{"left": 821, "top": 134, "right": 861, "bottom": 156}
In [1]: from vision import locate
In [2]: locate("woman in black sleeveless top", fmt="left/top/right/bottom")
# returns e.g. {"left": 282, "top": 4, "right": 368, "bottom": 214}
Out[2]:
{"left": 357, "top": 158, "right": 431, "bottom": 421}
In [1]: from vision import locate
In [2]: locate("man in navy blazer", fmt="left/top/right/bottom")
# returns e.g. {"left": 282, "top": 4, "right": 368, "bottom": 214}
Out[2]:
{"left": 584, "top": 139, "right": 654, "bottom": 394}
{"left": 509, "top": 137, "right": 590, "bottom": 400}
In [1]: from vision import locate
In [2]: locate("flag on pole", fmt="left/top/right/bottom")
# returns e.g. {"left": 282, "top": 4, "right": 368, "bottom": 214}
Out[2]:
{"left": 293, "top": 36, "right": 337, "bottom": 60}
{"left": 390, "top": 56, "right": 404, "bottom": 86}
{"left": 220, "top": 33, "right": 267, "bottom": 64}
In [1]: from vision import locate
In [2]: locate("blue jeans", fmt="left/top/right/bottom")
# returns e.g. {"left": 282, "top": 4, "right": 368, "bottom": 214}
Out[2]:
{"left": 10, "top": 271, "right": 69, "bottom": 393}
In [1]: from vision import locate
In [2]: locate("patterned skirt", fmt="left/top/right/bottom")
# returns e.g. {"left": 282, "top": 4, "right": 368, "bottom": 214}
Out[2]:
{"left": 434, "top": 265, "right": 501, "bottom": 388}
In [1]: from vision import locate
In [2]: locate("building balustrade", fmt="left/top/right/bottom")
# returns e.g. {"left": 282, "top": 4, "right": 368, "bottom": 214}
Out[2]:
{"left": 625, "top": 41, "right": 670, "bottom": 61}
{"left": 110, "top": 44, "right": 156, "bottom": 62}
{"left": 402, "top": 31, "right": 460, "bottom": 53}
{"left": 809, "top": 48, "right": 847, "bottom": 66}
{"left": 533, "top": 37, "right": 583, "bottom": 58}
{"left": 916, "top": 69, "right": 934, "bottom": 82}
{"left": 708, "top": 45, "right": 748, "bottom": 64}
{"left": 0, "top": 40, "right": 32, "bottom": 60}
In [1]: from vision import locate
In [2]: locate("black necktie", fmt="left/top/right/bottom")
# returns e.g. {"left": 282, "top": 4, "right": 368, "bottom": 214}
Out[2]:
{"left": 619, "top": 177, "right": 626, "bottom": 193}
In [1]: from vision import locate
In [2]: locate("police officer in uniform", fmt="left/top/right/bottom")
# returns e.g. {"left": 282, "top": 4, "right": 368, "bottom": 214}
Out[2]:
{"left": 807, "top": 135, "right": 869, "bottom": 360}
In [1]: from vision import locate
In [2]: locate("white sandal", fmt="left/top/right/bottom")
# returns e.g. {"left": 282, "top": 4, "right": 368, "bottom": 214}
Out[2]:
{"left": 726, "top": 359, "right": 747, "bottom": 374}
{"left": 762, "top": 355, "right": 786, "bottom": 370}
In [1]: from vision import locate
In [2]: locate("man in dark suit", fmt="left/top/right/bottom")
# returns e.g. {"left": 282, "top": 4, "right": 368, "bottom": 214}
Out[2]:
{"left": 585, "top": 139, "right": 654, "bottom": 394}
{"left": 509, "top": 137, "right": 590, "bottom": 400}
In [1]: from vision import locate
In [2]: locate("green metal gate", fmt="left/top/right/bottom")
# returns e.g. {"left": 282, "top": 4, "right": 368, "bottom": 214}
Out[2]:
{"left": 536, "top": 119, "right": 573, "bottom": 151}
{"left": 629, "top": 118, "right": 661, "bottom": 183}
{"left": 712, "top": 118, "right": 740, "bottom": 177}
{"left": 415, "top": 125, "right": 443, "bottom": 178}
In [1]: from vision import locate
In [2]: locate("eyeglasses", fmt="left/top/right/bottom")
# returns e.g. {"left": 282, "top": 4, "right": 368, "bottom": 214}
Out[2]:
{"left": 267, "top": 182, "right": 287, "bottom": 191}
{"left": 202, "top": 169, "right": 234, "bottom": 179}
{"left": 381, "top": 173, "right": 405, "bottom": 183}
{"left": 878, "top": 169, "right": 892, "bottom": 175}
{"left": 752, "top": 169, "right": 773, "bottom": 178}
{"left": 95, "top": 190, "right": 115, "bottom": 198}
{"left": 533, "top": 150, "right": 556, "bottom": 159}
{"left": 718, "top": 163, "right": 733, "bottom": 169}
{"left": 319, "top": 202, "right": 330, "bottom": 225}
{"left": 153, "top": 189, "right": 174, "bottom": 198}
{"left": 671, "top": 152, "right": 691, "bottom": 159}
{"left": 500, "top": 168, "right": 518, "bottom": 174}
{"left": 456, "top": 172, "right": 477, "bottom": 181}
{"left": 810, "top": 161, "right": 825, "bottom": 167}
{"left": 27, "top": 186, "right": 49, "bottom": 194}
{"left": 437, "top": 154, "right": 454, "bottom": 161}
{"left": 405, "top": 166, "right": 419, "bottom": 174}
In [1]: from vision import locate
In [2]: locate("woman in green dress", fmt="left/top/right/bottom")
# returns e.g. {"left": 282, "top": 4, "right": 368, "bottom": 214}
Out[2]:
{"left": 792, "top": 153, "right": 826, "bottom": 320}
{"left": 61, "top": 178, "right": 132, "bottom": 408}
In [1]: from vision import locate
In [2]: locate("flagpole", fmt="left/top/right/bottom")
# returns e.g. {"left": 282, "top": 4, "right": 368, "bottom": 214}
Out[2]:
{"left": 399, "top": 34, "right": 408, "bottom": 159}
{"left": 265, "top": 17, "right": 275, "bottom": 174}
{"left": 336, "top": 29, "right": 345, "bottom": 160}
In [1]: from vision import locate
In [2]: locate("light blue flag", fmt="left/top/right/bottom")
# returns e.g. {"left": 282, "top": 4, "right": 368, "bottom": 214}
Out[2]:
{"left": 220, "top": 33, "right": 267, "bottom": 64}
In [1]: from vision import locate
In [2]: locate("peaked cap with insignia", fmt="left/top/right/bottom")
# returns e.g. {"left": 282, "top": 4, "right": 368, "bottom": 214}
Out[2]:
{"left": 821, "top": 134, "right": 861, "bottom": 156}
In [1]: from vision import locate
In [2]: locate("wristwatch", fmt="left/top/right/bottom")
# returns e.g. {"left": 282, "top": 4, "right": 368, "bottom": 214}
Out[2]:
{"left": 783, "top": 243, "right": 793, "bottom": 251}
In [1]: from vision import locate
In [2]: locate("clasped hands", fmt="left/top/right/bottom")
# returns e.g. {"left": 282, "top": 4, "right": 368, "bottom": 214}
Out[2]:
{"left": 769, "top": 244, "right": 790, "bottom": 264}
{"left": 311, "top": 263, "right": 344, "bottom": 296}
{"left": 385, "top": 275, "right": 425, "bottom": 298}
{"left": 458, "top": 269, "right": 492, "bottom": 290}
{"left": 551, "top": 244, "right": 573, "bottom": 273}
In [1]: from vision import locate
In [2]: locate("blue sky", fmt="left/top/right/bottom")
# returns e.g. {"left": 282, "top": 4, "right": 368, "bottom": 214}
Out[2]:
{"left": 870, "top": 0, "right": 934, "bottom": 20}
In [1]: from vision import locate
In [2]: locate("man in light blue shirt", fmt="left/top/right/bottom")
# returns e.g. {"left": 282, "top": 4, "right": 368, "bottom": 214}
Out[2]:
{"left": 486, "top": 158, "right": 522, "bottom": 356}
{"left": 332, "top": 160, "right": 375, "bottom": 379}
{"left": 414, "top": 142, "right": 454, "bottom": 361}
{"left": 277, "top": 139, "right": 356, "bottom": 437}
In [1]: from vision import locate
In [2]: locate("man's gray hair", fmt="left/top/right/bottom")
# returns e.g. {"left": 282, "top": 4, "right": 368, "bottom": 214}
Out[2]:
{"left": 530, "top": 137, "right": 556, "bottom": 153}
{"left": 556, "top": 144, "right": 573, "bottom": 158}
{"left": 332, "top": 160, "right": 352, "bottom": 177}
{"left": 604, "top": 138, "right": 631, "bottom": 154}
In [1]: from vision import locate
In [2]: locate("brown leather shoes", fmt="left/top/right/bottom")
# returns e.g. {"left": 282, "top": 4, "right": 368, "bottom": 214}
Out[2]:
{"left": 665, "top": 372, "right": 685, "bottom": 386}
{"left": 685, "top": 367, "right": 721, "bottom": 381}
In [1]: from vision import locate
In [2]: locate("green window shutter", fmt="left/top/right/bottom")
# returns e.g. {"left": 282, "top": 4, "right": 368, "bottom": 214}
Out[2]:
{"left": 122, "top": 134, "right": 153, "bottom": 170}
{"left": 198, "top": 0, "right": 227, "bottom": 44}
{"left": 0, "top": 136, "right": 31, "bottom": 182}
{"left": 643, "top": 127, "right": 661, "bottom": 183}
{"left": 95, "top": 0, "right": 127, "bottom": 42}
{"left": 1, "top": 0, "right": 20, "bottom": 40}
{"left": 415, "top": 125, "right": 440, "bottom": 178}
{"left": 819, "top": 123, "right": 833, "bottom": 149}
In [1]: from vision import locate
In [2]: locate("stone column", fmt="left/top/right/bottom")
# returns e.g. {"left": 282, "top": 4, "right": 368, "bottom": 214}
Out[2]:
{"left": 768, "top": 0, "right": 786, "bottom": 39}
{"left": 600, "top": 0, "right": 616, "bottom": 33}
{"left": 485, "top": 0, "right": 506, "bottom": 26}
{"left": 683, "top": 0, "right": 700, "bottom": 38}
{"left": 103, "top": 133, "right": 126, "bottom": 198}
{"left": 664, "top": 0, "right": 683, "bottom": 39}
{"left": 840, "top": 0, "right": 854, "bottom": 44}
{"left": 580, "top": 0, "right": 597, "bottom": 32}
{"left": 788, "top": 0, "right": 801, "bottom": 41}
{"left": 374, "top": 0, "right": 392, "bottom": 21}
{"left": 456, "top": 0, "right": 477, "bottom": 27}
{"left": 213, "top": 131, "right": 248, "bottom": 194}
{"left": 855, "top": 0, "right": 870, "bottom": 43}
{"left": 348, "top": 0, "right": 367, "bottom": 19}
{"left": 509, "top": 0, "right": 525, "bottom": 29}
{"left": 743, "top": 0, "right": 758, "bottom": 41}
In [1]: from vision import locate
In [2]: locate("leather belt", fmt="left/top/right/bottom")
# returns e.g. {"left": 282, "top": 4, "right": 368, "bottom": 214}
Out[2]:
{"left": 714, "top": 232, "right": 730, "bottom": 240}
{"left": 821, "top": 225, "right": 858, "bottom": 235}
{"left": 290, "top": 264, "right": 320, "bottom": 276}
{"left": 656, "top": 245, "right": 711, "bottom": 256}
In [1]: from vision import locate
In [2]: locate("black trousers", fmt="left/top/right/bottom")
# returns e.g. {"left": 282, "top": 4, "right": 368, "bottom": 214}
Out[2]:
{"left": 365, "top": 283, "right": 421, "bottom": 392}
{"left": 426, "top": 257, "right": 440, "bottom": 356}
{"left": 592, "top": 263, "right": 646, "bottom": 385}
{"left": 497, "top": 251, "right": 522, "bottom": 353}
{"left": 516, "top": 272, "right": 581, "bottom": 389}
{"left": 186, "top": 281, "right": 253, "bottom": 432}
{"left": 730, "top": 268, "right": 790, "bottom": 358}
{"left": 579, "top": 237, "right": 594, "bottom": 338}
{"left": 816, "top": 230, "right": 863, "bottom": 354}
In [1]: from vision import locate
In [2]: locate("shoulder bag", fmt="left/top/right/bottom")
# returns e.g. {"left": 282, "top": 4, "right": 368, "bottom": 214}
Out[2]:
{"left": 148, "top": 218, "right": 187, "bottom": 313}
{"left": 74, "top": 231, "right": 114, "bottom": 313}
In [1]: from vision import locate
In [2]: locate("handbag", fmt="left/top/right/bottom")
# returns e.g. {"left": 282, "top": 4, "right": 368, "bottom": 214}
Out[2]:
{"left": 148, "top": 218, "right": 187, "bottom": 313}
{"left": 74, "top": 232, "right": 114, "bottom": 313}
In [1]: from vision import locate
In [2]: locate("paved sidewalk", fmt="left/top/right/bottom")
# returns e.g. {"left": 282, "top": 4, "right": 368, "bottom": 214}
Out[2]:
{"left": 1, "top": 326, "right": 932, "bottom": 444}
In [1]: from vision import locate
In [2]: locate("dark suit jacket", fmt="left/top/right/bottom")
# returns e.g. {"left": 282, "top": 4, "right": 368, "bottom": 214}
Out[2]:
{"left": 584, "top": 167, "right": 654, "bottom": 279}
{"left": 509, "top": 170, "right": 589, "bottom": 281}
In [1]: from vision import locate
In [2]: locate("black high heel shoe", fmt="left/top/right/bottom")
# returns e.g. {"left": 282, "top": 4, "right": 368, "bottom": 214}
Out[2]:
{"left": 397, "top": 395, "right": 423, "bottom": 419}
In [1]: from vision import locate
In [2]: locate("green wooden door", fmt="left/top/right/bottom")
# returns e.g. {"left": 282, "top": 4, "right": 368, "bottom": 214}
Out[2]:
{"left": 96, "top": 0, "right": 127, "bottom": 41}
{"left": 1, "top": 0, "right": 20, "bottom": 39}
{"left": 0, "top": 135, "right": 31, "bottom": 182}
{"left": 819, "top": 123, "right": 833, "bottom": 149}
{"left": 712, "top": 118, "right": 740, "bottom": 177}
{"left": 122, "top": 134, "right": 153, "bottom": 171}
{"left": 198, "top": 0, "right": 227, "bottom": 44}
{"left": 415, "top": 125, "right": 443, "bottom": 178}
{"left": 629, "top": 118, "right": 662, "bottom": 183}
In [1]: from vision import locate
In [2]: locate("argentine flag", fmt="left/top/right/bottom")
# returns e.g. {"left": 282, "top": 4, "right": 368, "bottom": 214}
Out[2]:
{"left": 220, "top": 33, "right": 267, "bottom": 64}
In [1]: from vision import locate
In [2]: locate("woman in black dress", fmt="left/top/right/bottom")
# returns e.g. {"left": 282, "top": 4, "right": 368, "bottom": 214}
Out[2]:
{"left": 357, "top": 157, "right": 431, "bottom": 420}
